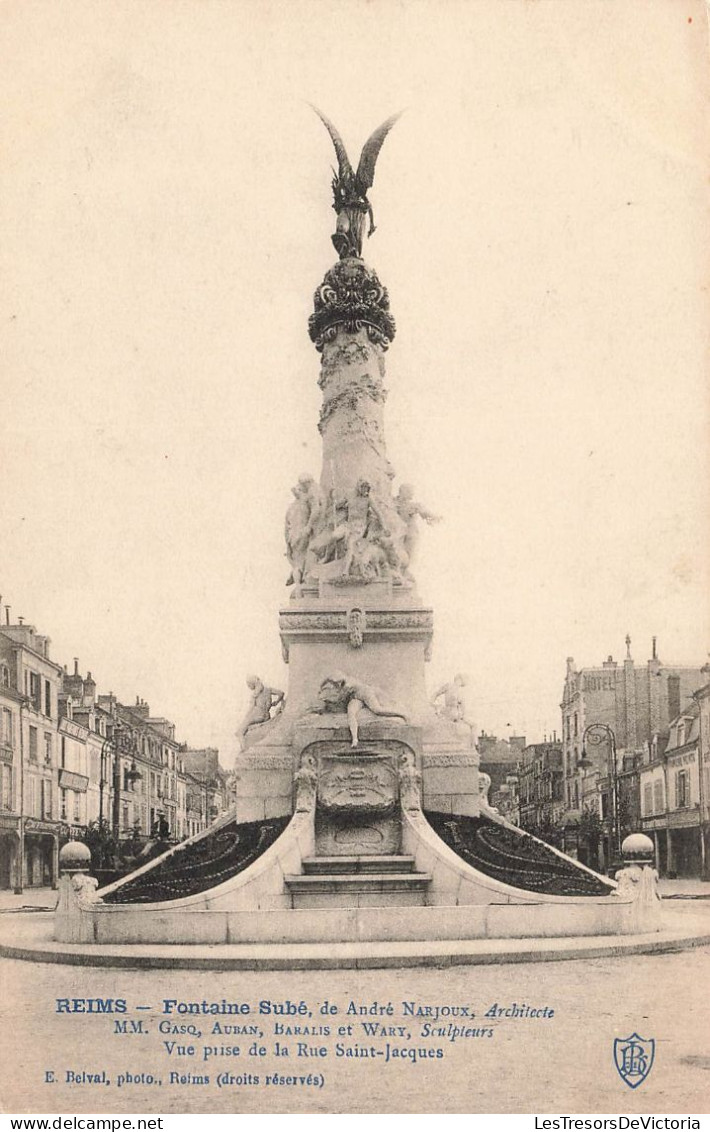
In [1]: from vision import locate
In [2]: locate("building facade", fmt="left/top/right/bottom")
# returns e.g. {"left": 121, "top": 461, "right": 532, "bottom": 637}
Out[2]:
{"left": 181, "top": 748, "right": 228, "bottom": 839}
{"left": 490, "top": 773, "right": 520, "bottom": 825}
{"left": 693, "top": 671, "right": 710, "bottom": 878}
{"left": 639, "top": 702, "right": 703, "bottom": 877}
{"left": 518, "top": 739, "right": 563, "bottom": 838}
{"left": 478, "top": 732, "right": 526, "bottom": 794}
{"left": 0, "top": 620, "right": 65, "bottom": 889}
{"left": 560, "top": 638, "right": 705, "bottom": 870}
{"left": 0, "top": 602, "right": 224, "bottom": 888}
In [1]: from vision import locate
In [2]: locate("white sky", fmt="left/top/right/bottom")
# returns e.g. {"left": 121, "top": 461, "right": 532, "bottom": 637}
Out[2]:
{"left": 1, "top": 0, "right": 708, "bottom": 765}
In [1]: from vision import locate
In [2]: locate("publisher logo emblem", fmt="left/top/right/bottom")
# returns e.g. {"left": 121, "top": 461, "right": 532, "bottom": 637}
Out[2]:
{"left": 614, "top": 1033, "right": 655, "bottom": 1088}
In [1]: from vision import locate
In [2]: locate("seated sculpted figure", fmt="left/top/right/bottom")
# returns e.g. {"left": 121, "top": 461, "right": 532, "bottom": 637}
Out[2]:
{"left": 236, "top": 675, "right": 285, "bottom": 749}
{"left": 309, "top": 671, "right": 407, "bottom": 747}
{"left": 431, "top": 673, "right": 475, "bottom": 728}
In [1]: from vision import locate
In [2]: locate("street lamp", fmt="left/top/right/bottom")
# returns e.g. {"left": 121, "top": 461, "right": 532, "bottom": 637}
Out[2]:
{"left": 98, "top": 724, "right": 143, "bottom": 840}
{"left": 579, "top": 722, "right": 620, "bottom": 861}
{"left": 98, "top": 733, "right": 113, "bottom": 830}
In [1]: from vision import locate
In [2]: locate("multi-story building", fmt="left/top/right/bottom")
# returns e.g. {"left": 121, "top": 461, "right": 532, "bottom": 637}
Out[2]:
{"left": 0, "top": 599, "right": 221, "bottom": 886}
{"left": 0, "top": 617, "right": 65, "bottom": 889}
{"left": 59, "top": 661, "right": 114, "bottom": 834}
{"left": 518, "top": 739, "right": 563, "bottom": 836}
{"left": 478, "top": 732, "right": 526, "bottom": 794}
{"left": 639, "top": 701, "right": 703, "bottom": 877}
{"left": 96, "top": 695, "right": 185, "bottom": 842}
{"left": 490, "top": 774, "right": 520, "bottom": 825}
{"left": 181, "top": 747, "right": 228, "bottom": 839}
{"left": 692, "top": 669, "right": 710, "bottom": 878}
{"left": 0, "top": 644, "right": 23, "bottom": 888}
{"left": 560, "top": 637, "right": 705, "bottom": 869}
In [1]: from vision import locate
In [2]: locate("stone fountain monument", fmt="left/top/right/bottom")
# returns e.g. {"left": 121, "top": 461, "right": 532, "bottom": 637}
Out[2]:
{"left": 54, "top": 113, "right": 662, "bottom": 947}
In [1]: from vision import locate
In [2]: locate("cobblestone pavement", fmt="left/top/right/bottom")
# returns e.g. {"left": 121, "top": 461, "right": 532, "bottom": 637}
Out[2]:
{"left": 1, "top": 939, "right": 709, "bottom": 1115}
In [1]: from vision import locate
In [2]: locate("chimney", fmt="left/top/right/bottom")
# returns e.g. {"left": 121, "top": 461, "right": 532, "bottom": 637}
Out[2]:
{"left": 18, "top": 616, "right": 23, "bottom": 626}
{"left": 652, "top": 636, "right": 657, "bottom": 660}
{"left": 74, "top": 658, "right": 79, "bottom": 676}
{"left": 667, "top": 674, "right": 681, "bottom": 722}
{"left": 4, "top": 607, "right": 9, "bottom": 626}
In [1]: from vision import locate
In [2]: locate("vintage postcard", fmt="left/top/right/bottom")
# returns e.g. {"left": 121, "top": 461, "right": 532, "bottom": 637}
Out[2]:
{"left": 1, "top": 0, "right": 708, "bottom": 1118}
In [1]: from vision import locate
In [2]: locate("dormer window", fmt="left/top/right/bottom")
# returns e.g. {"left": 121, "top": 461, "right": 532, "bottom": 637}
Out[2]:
{"left": 677, "top": 723, "right": 685, "bottom": 747}
{"left": 0, "top": 665, "right": 9, "bottom": 688}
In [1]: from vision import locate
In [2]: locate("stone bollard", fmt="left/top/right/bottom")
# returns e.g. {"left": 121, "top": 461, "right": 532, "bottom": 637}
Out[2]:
{"left": 54, "top": 840, "right": 101, "bottom": 943}
{"left": 614, "top": 833, "right": 662, "bottom": 933}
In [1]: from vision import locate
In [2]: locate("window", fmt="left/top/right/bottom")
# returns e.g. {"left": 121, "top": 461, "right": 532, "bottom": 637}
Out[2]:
{"left": 41, "top": 779, "right": 52, "bottom": 820}
{"left": 1, "top": 665, "right": 9, "bottom": 688}
{"left": 29, "top": 672, "right": 41, "bottom": 712}
{"left": 60, "top": 788, "right": 67, "bottom": 820}
{"left": 28, "top": 726, "right": 38, "bottom": 762}
{"left": 44, "top": 680, "right": 51, "bottom": 717}
{"left": 43, "top": 733, "right": 52, "bottom": 766}
{"left": 1, "top": 765, "right": 13, "bottom": 810}
{"left": 573, "top": 713, "right": 578, "bottom": 738}
{"left": 643, "top": 784, "right": 653, "bottom": 815}
{"left": 73, "top": 793, "right": 80, "bottom": 822}
{"left": 676, "top": 770, "right": 689, "bottom": 809}
{"left": 654, "top": 780, "right": 664, "bottom": 814}
{"left": 122, "top": 803, "right": 129, "bottom": 830}
{"left": 677, "top": 723, "right": 686, "bottom": 747}
{"left": 2, "top": 709, "right": 12, "bottom": 747}
{"left": 60, "top": 736, "right": 66, "bottom": 769}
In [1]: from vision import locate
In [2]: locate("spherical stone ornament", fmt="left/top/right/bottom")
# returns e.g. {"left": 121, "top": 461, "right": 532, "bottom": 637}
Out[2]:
{"left": 621, "top": 833, "right": 655, "bottom": 863}
{"left": 59, "top": 839, "right": 92, "bottom": 873}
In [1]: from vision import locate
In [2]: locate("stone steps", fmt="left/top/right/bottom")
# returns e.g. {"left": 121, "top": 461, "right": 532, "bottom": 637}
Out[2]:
{"left": 285, "top": 856, "right": 431, "bottom": 908}
{"left": 301, "top": 855, "right": 417, "bottom": 875}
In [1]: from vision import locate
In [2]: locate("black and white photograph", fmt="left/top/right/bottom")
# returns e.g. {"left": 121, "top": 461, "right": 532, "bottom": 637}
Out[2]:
{"left": 0, "top": 0, "right": 708, "bottom": 1118}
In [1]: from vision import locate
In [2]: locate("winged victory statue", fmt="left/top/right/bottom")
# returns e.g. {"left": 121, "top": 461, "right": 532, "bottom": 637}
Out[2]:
{"left": 312, "top": 106, "right": 401, "bottom": 259}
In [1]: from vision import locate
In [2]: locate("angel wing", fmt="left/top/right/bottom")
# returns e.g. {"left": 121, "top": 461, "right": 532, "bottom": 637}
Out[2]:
{"left": 355, "top": 112, "right": 402, "bottom": 192}
{"left": 310, "top": 105, "right": 354, "bottom": 182}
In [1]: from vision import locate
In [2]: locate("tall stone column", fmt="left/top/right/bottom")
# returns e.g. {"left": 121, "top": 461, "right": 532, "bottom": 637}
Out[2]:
{"left": 235, "top": 174, "right": 478, "bottom": 820}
